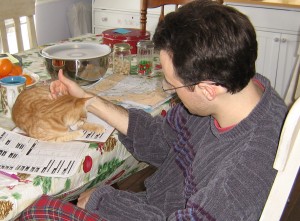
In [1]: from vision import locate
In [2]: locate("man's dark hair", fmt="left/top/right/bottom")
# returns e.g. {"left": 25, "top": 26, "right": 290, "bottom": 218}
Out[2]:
{"left": 153, "top": 0, "right": 257, "bottom": 93}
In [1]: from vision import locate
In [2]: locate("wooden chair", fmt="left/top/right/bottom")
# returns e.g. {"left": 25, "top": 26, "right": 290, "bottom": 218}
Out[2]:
{"left": 0, "top": 0, "right": 37, "bottom": 53}
{"left": 259, "top": 97, "right": 300, "bottom": 221}
{"left": 140, "top": 0, "right": 224, "bottom": 33}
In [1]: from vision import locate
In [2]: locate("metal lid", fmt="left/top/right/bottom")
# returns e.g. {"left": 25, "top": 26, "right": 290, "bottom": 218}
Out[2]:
{"left": 137, "top": 40, "right": 154, "bottom": 49}
{"left": 113, "top": 43, "right": 131, "bottom": 51}
{"left": 102, "top": 28, "right": 151, "bottom": 41}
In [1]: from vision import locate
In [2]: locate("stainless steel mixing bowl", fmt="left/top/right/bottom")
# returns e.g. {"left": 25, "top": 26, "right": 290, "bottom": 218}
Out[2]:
{"left": 41, "top": 42, "right": 111, "bottom": 86}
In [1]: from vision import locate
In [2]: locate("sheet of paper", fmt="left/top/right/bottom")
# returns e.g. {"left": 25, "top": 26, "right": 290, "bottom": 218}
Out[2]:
{"left": 88, "top": 74, "right": 172, "bottom": 110}
{"left": 97, "top": 75, "right": 159, "bottom": 96}
{"left": 13, "top": 113, "right": 115, "bottom": 143}
{"left": 75, "top": 112, "right": 115, "bottom": 142}
{"left": 0, "top": 128, "right": 88, "bottom": 177}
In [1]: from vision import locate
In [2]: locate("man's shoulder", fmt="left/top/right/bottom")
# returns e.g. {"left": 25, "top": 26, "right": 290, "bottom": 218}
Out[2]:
{"left": 166, "top": 103, "right": 209, "bottom": 129}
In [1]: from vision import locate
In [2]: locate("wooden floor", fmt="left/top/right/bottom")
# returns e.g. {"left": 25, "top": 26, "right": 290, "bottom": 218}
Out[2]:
{"left": 112, "top": 166, "right": 300, "bottom": 221}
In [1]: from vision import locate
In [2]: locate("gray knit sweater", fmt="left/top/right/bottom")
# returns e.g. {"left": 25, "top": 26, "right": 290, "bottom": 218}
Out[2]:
{"left": 86, "top": 74, "right": 287, "bottom": 221}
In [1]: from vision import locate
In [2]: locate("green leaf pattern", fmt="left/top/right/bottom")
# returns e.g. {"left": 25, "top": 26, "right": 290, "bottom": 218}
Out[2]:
{"left": 88, "top": 158, "right": 124, "bottom": 188}
{"left": 11, "top": 192, "right": 21, "bottom": 200}
{"left": 33, "top": 176, "right": 52, "bottom": 194}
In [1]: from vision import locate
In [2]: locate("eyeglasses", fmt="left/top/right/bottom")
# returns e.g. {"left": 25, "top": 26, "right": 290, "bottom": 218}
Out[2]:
{"left": 162, "top": 78, "right": 198, "bottom": 94}
{"left": 162, "top": 78, "right": 223, "bottom": 94}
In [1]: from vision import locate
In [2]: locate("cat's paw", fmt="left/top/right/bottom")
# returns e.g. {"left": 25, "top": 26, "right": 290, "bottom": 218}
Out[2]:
{"left": 81, "top": 122, "right": 105, "bottom": 134}
{"left": 94, "top": 126, "right": 105, "bottom": 134}
{"left": 55, "top": 130, "right": 84, "bottom": 142}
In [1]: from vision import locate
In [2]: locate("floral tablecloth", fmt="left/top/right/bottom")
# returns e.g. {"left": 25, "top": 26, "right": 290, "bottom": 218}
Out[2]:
{"left": 0, "top": 34, "right": 176, "bottom": 221}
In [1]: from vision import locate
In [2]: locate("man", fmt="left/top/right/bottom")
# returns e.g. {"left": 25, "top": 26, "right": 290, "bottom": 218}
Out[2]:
{"left": 21, "top": 0, "right": 287, "bottom": 220}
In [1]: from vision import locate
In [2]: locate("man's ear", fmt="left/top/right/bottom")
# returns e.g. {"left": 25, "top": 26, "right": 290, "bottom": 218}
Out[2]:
{"left": 198, "top": 83, "right": 216, "bottom": 101}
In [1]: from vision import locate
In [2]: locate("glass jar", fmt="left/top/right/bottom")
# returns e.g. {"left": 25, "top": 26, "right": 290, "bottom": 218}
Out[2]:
{"left": 137, "top": 40, "right": 154, "bottom": 76}
{"left": 113, "top": 43, "right": 131, "bottom": 75}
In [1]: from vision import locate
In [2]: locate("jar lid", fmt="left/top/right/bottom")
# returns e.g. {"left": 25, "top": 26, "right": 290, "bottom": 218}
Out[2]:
{"left": 102, "top": 28, "right": 151, "bottom": 41}
{"left": 113, "top": 43, "right": 131, "bottom": 51}
{"left": 137, "top": 40, "right": 154, "bottom": 49}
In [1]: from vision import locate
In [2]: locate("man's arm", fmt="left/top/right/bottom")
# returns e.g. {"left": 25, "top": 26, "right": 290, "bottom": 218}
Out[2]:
{"left": 86, "top": 96, "right": 129, "bottom": 135}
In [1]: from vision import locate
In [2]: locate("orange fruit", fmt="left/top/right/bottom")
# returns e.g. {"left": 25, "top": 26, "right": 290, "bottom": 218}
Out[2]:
{"left": 9, "top": 65, "right": 23, "bottom": 76}
{"left": 0, "top": 58, "right": 13, "bottom": 78}
{"left": 23, "top": 74, "right": 33, "bottom": 86}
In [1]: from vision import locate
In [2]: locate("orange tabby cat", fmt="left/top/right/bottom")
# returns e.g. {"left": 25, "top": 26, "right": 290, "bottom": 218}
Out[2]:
{"left": 12, "top": 86, "right": 105, "bottom": 142}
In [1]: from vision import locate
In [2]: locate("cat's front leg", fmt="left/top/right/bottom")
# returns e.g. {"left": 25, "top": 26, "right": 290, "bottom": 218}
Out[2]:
{"left": 69, "top": 120, "right": 85, "bottom": 131}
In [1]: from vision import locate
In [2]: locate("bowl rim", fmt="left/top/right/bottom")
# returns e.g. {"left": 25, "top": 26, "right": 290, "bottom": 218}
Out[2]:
{"left": 40, "top": 42, "right": 111, "bottom": 60}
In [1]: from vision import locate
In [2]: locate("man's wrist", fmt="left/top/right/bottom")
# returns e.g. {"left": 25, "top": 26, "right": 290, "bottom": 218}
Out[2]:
{"left": 85, "top": 96, "right": 97, "bottom": 110}
{"left": 83, "top": 91, "right": 96, "bottom": 98}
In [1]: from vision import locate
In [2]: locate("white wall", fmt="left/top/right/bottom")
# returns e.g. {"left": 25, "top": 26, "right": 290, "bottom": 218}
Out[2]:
{"left": 35, "top": 0, "right": 92, "bottom": 45}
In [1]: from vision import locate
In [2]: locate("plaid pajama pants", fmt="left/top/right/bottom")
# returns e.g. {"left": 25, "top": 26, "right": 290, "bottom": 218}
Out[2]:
{"left": 20, "top": 194, "right": 105, "bottom": 221}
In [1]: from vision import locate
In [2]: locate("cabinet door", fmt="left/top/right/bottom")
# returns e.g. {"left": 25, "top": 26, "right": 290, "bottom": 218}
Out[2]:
{"left": 275, "top": 34, "right": 299, "bottom": 98}
{"left": 255, "top": 30, "right": 281, "bottom": 88}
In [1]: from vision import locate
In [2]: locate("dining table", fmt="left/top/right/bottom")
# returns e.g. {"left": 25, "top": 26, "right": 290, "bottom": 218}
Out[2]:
{"left": 0, "top": 34, "right": 177, "bottom": 221}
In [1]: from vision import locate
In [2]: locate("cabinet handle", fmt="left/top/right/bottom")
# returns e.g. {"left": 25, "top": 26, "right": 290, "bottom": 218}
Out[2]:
{"left": 274, "top": 37, "right": 280, "bottom": 42}
{"left": 281, "top": 38, "right": 287, "bottom": 43}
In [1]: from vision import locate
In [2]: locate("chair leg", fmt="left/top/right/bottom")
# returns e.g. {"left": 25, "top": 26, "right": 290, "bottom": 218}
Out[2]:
{"left": 113, "top": 165, "right": 157, "bottom": 192}
{"left": 280, "top": 169, "right": 300, "bottom": 221}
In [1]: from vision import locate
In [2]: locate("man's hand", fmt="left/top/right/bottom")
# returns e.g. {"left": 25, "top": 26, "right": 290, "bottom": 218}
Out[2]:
{"left": 77, "top": 188, "right": 97, "bottom": 209}
{"left": 49, "top": 69, "right": 91, "bottom": 99}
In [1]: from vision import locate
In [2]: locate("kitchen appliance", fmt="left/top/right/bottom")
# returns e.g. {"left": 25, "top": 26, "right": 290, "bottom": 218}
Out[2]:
{"left": 93, "top": 0, "right": 175, "bottom": 38}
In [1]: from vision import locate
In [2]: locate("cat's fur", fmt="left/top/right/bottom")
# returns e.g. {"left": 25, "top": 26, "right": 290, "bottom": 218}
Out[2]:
{"left": 12, "top": 86, "right": 105, "bottom": 142}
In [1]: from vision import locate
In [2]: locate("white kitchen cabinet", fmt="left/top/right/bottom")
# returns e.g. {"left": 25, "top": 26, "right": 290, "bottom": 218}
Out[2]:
{"left": 255, "top": 31, "right": 299, "bottom": 96}
{"left": 225, "top": 2, "right": 300, "bottom": 98}
{"left": 275, "top": 33, "right": 299, "bottom": 97}
{"left": 255, "top": 30, "right": 281, "bottom": 87}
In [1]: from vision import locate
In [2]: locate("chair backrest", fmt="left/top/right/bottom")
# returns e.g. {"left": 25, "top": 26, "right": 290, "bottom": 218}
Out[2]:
{"left": 140, "top": 0, "right": 193, "bottom": 33}
{"left": 0, "top": 0, "right": 37, "bottom": 53}
{"left": 259, "top": 97, "right": 300, "bottom": 221}
{"left": 140, "top": 0, "right": 224, "bottom": 33}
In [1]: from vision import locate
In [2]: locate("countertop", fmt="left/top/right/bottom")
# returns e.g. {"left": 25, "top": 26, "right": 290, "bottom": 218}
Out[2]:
{"left": 225, "top": 0, "right": 300, "bottom": 9}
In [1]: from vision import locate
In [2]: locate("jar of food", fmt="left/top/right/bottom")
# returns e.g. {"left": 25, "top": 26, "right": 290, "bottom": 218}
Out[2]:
{"left": 113, "top": 43, "right": 131, "bottom": 75}
{"left": 137, "top": 40, "right": 154, "bottom": 76}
